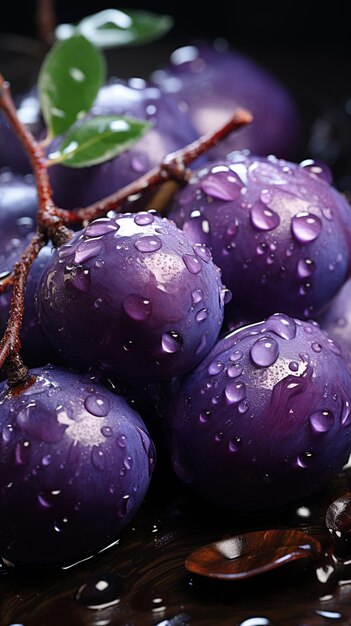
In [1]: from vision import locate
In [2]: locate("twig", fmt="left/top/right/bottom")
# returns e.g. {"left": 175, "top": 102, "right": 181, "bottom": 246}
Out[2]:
{"left": 53, "top": 108, "right": 253, "bottom": 226}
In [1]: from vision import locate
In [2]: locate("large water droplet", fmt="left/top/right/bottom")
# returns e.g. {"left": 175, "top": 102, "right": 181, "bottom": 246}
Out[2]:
{"left": 208, "top": 360, "right": 224, "bottom": 375}
{"left": 291, "top": 212, "right": 322, "bottom": 243}
{"left": 191, "top": 288, "right": 204, "bottom": 305}
{"left": 228, "top": 436, "right": 242, "bottom": 452}
{"left": 134, "top": 235, "right": 162, "bottom": 253}
{"left": 250, "top": 200, "right": 280, "bottom": 231}
{"left": 183, "top": 254, "right": 202, "bottom": 274}
{"left": 309, "top": 409, "right": 335, "bottom": 433}
{"left": 250, "top": 336, "right": 279, "bottom": 367}
{"left": 297, "top": 258, "right": 316, "bottom": 278}
{"left": 84, "top": 394, "right": 110, "bottom": 417}
{"left": 15, "top": 440, "right": 30, "bottom": 465}
{"left": 85, "top": 218, "right": 119, "bottom": 237}
{"left": 195, "top": 308, "right": 208, "bottom": 322}
{"left": 74, "top": 240, "right": 102, "bottom": 264}
{"left": 225, "top": 381, "right": 246, "bottom": 405}
{"left": 227, "top": 363, "right": 243, "bottom": 378}
{"left": 122, "top": 294, "right": 152, "bottom": 321}
{"left": 69, "top": 266, "right": 90, "bottom": 292}
{"left": 299, "top": 159, "right": 333, "bottom": 184}
{"left": 75, "top": 572, "right": 124, "bottom": 609}
{"left": 161, "top": 331, "right": 183, "bottom": 353}
{"left": 200, "top": 171, "right": 241, "bottom": 200}
{"left": 297, "top": 451, "right": 315, "bottom": 468}
{"left": 193, "top": 243, "right": 212, "bottom": 263}
{"left": 134, "top": 212, "right": 154, "bottom": 226}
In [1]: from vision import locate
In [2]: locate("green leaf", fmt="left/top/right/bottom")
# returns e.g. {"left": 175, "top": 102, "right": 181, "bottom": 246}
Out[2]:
{"left": 38, "top": 35, "right": 106, "bottom": 137}
{"left": 47, "top": 115, "right": 151, "bottom": 168}
{"left": 55, "top": 8, "right": 174, "bottom": 48}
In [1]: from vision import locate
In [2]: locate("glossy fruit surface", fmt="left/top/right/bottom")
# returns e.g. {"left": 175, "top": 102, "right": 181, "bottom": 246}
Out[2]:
{"left": 168, "top": 313, "right": 351, "bottom": 511}
{"left": 0, "top": 364, "right": 156, "bottom": 566}
{"left": 167, "top": 153, "right": 351, "bottom": 321}
{"left": 48, "top": 78, "right": 199, "bottom": 209}
{"left": 37, "top": 212, "right": 227, "bottom": 383}
{"left": 150, "top": 40, "right": 301, "bottom": 160}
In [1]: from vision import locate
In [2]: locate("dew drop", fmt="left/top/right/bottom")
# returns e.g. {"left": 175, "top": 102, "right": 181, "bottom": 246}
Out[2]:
{"left": 70, "top": 266, "right": 90, "bottom": 292}
{"left": 182, "top": 254, "right": 202, "bottom": 274}
{"left": 297, "top": 451, "right": 315, "bottom": 468}
{"left": 134, "top": 212, "right": 154, "bottom": 226}
{"left": 74, "top": 240, "right": 102, "bottom": 264}
{"left": 42, "top": 454, "right": 52, "bottom": 466}
{"left": 85, "top": 218, "right": 119, "bottom": 237}
{"left": 208, "top": 360, "right": 224, "bottom": 375}
{"left": 200, "top": 171, "right": 241, "bottom": 200}
{"left": 195, "top": 308, "right": 208, "bottom": 322}
{"left": 191, "top": 288, "right": 204, "bottom": 305}
{"left": 123, "top": 294, "right": 152, "bottom": 321}
{"left": 228, "top": 436, "right": 242, "bottom": 452}
{"left": 193, "top": 243, "right": 212, "bottom": 262}
{"left": 309, "top": 409, "right": 335, "bottom": 433}
{"left": 134, "top": 235, "right": 162, "bottom": 253}
{"left": 230, "top": 350, "right": 243, "bottom": 362}
{"left": 15, "top": 440, "right": 30, "bottom": 465}
{"left": 84, "top": 394, "right": 110, "bottom": 417}
{"left": 2, "top": 424, "right": 15, "bottom": 443}
{"left": 264, "top": 313, "right": 297, "bottom": 340}
{"left": 250, "top": 336, "right": 279, "bottom": 367}
{"left": 117, "top": 494, "right": 133, "bottom": 517}
{"left": 225, "top": 381, "right": 246, "bottom": 405}
{"left": 54, "top": 516, "right": 69, "bottom": 532}
{"left": 250, "top": 200, "right": 280, "bottom": 231}
{"left": 341, "top": 400, "right": 351, "bottom": 426}
{"left": 227, "top": 363, "right": 243, "bottom": 378}
{"left": 91, "top": 445, "right": 105, "bottom": 470}
{"left": 117, "top": 434, "right": 126, "bottom": 448}
{"left": 101, "top": 426, "right": 113, "bottom": 437}
{"left": 299, "top": 158, "right": 333, "bottom": 184}
{"left": 161, "top": 330, "right": 183, "bottom": 353}
{"left": 289, "top": 361, "right": 299, "bottom": 372}
{"left": 297, "top": 258, "right": 316, "bottom": 278}
{"left": 291, "top": 212, "right": 322, "bottom": 243}
{"left": 238, "top": 400, "right": 249, "bottom": 414}
{"left": 75, "top": 572, "right": 125, "bottom": 609}
{"left": 311, "top": 343, "right": 322, "bottom": 353}
{"left": 199, "top": 410, "right": 211, "bottom": 423}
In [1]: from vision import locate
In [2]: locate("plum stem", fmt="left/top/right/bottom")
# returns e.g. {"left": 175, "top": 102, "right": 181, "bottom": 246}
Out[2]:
{"left": 0, "top": 70, "right": 252, "bottom": 381}
{"left": 53, "top": 107, "right": 253, "bottom": 226}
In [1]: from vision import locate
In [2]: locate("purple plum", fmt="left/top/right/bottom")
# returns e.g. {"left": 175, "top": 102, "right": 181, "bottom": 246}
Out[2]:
{"left": 168, "top": 313, "right": 351, "bottom": 512}
{"left": 0, "top": 364, "right": 156, "bottom": 566}
{"left": 36, "top": 212, "right": 228, "bottom": 384}
{"left": 167, "top": 153, "right": 351, "bottom": 321}
{"left": 150, "top": 40, "right": 302, "bottom": 160}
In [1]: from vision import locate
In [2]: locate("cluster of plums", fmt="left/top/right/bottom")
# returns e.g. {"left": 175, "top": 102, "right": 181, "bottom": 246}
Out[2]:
{"left": 1, "top": 40, "right": 351, "bottom": 567}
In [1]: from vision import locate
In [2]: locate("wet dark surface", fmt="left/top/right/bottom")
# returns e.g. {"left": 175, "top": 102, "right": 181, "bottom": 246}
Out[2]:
{"left": 3, "top": 461, "right": 351, "bottom": 625}
{"left": 1, "top": 16, "right": 351, "bottom": 626}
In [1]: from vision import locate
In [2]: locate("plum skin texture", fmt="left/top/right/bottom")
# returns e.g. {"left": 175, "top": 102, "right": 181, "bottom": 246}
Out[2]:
{"left": 168, "top": 313, "right": 351, "bottom": 512}
{"left": 36, "top": 212, "right": 227, "bottom": 384}
{"left": 167, "top": 153, "right": 351, "bottom": 322}
{"left": 0, "top": 365, "right": 156, "bottom": 566}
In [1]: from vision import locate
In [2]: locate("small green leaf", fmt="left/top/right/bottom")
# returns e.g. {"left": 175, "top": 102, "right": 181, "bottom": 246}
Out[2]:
{"left": 55, "top": 8, "right": 174, "bottom": 48}
{"left": 38, "top": 35, "right": 106, "bottom": 137}
{"left": 47, "top": 115, "right": 151, "bottom": 168}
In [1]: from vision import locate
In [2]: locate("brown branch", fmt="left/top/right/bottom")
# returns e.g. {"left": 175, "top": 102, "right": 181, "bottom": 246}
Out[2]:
{"left": 0, "top": 273, "right": 14, "bottom": 294}
{"left": 54, "top": 107, "right": 253, "bottom": 226}
{"left": 35, "top": 0, "right": 57, "bottom": 46}
{"left": 0, "top": 233, "right": 46, "bottom": 371}
{"left": 0, "top": 75, "right": 71, "bottom": 247}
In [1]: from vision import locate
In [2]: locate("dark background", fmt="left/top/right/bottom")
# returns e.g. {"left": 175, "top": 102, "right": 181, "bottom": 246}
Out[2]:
{"left": 1, "top": 1, "right": 351, "bottom": 191}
